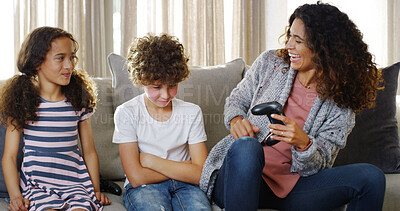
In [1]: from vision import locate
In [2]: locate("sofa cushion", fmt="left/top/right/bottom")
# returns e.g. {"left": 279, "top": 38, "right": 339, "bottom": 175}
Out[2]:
{"left": 107, "top": 53, "right": 246, "bottom": 150}
{"left": 0, "top": 80, "right": 25, "bottom": 198}
{"left": 108, "top": 54, "right": 144, "bottom": 110}
{"left": 91, "top": 78, "right": 125, "bottom": 180}
{"left": 334, "top": 62, "right": 400, "bottom": 173}
{"left": 176, "top": 60, "right": 246, "bottom": 149}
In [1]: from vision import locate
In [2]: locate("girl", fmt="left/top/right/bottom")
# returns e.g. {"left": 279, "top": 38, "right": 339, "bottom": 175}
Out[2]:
{"left": 1, "top": 27, "right": 110, "bottom": 211}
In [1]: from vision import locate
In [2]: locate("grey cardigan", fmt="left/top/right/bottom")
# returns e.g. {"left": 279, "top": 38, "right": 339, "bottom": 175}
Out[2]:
{"left": 199, "top": 50, "right": 356, "bottom": 200}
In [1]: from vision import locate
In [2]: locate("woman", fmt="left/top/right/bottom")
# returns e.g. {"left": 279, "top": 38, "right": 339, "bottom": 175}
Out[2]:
{"left": 199, "top": 2, "right": 385, "bottom": 211}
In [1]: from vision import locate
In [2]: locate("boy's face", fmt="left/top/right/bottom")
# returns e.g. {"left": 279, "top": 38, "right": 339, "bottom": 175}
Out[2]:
{"left": 143, "top": 82, "right": 178, "bottom": 108}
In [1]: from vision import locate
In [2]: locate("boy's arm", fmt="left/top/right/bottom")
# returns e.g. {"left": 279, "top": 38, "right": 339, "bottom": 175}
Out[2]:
{"left": 119, "top": 142, "right": 169, "bottom": 188}
{"left": 140, "top": 141, "right": 208, "bottom": 185}
{"left": 2, "top": 122, "right": 30, "bottom": 210}
{"left": 79, "top": 118, "right": 111, "bottom": 205}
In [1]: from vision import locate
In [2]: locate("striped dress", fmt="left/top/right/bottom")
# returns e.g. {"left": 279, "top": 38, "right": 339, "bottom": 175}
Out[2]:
{"left": 20, "top": 98, "right": 103, "bottom": 211}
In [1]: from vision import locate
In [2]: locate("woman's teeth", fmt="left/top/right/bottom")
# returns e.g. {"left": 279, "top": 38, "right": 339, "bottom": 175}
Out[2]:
{"left": 289, "top": 53, "right": 300, "bottom": 58}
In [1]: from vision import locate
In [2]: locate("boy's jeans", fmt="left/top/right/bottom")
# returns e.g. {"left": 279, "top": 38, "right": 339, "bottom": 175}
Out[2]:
{"left": 123, "top": 179, "right": 211, "bottom": 211}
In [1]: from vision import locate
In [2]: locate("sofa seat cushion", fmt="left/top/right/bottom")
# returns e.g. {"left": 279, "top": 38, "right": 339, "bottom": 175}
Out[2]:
{"left": 334, "top": 62, "right": 400, "bottom": 173}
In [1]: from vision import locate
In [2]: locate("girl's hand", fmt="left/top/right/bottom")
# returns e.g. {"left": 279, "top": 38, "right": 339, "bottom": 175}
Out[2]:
{"left": 268, "top": 114, "right": 310, "bottom": 149}
{"left": 230, "top": 116, "right": 260, "bottom": 140}
{"left": 8, "top": 196, "right": 30, "bottom": 211}
{"left": 95, "top": 191, "right": 111, "bottom": 206}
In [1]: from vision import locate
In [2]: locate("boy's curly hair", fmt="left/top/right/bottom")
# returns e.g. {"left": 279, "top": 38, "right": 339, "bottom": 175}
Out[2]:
{"left": 126, "top": 33, "right": 190, "bottom": 86}
{"left": 0, "top": 26, "right": 97, "bottom": 130}
{"left": 277, "top": 2, "right": 382, "bottom": 113}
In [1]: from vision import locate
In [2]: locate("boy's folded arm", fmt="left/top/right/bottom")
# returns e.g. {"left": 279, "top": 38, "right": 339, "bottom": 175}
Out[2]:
{"left": 118, "top": 142, "right": 168, "bottom": 188}
{"left": 140, "top": 142, "right": 208, "bottom": 185}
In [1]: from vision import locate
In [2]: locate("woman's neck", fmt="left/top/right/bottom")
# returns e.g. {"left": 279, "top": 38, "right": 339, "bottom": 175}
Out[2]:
{"left": 296, "top": 70, "right": 316, "bottom": 90}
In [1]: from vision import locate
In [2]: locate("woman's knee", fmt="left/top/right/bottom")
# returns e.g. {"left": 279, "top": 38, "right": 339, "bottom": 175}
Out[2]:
{"left": 229, "top": 136, "right": 263, "bottom": 155}
{"left": 358, "top": 163, "right": 386, "bottom": 190}
{"left": 226, "top": 136, "right": 265, "bottom": 171}
{"left": 343, "top": 163, "right": 386, "bottom": 194}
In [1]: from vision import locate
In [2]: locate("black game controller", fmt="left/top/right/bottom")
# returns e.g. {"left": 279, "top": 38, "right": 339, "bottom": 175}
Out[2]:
{"left": 251, "top": 101, "right": 285, "bottom": 146}
{"left": 100, "top": 179, "right": 122, "bottom": 196}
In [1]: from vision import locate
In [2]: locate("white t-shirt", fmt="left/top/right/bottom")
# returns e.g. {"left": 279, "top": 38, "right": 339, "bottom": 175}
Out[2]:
{"left": 113, "top": 94, "right": 207, "bottom": 183}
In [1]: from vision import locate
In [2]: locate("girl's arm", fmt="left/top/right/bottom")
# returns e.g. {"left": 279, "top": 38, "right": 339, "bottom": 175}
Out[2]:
{"left": 119, "top": 142, "right": 169, "bottom": 188}
{"left": 78, "top": 118, "right": 110, "bottom": 205}
{"left": 2, "top": 122, "right": 30, "bottom": 211}
{"left": 140, "top": 142, "right": 208, "bottom": 185}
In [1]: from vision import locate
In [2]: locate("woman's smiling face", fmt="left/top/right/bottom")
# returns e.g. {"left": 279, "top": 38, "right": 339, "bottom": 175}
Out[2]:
{"left": 285, "top": 18, "right": 315, "bottom": 73}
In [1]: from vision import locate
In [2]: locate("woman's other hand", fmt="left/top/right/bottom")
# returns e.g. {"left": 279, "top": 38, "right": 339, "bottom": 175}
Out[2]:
{"left": 230, "top": 116, "right": 260, "bottom": 140}
{"left": 268, "top": 114, "right": 310, "bottom": 149}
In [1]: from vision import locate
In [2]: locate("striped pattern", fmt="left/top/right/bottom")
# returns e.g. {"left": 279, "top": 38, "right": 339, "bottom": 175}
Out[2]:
{"left": 20, "top": 98, "right": 102, "bottom": 211}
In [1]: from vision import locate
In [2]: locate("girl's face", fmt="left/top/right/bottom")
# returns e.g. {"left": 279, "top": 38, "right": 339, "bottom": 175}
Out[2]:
{"left": 285, "top": 18, "right": 315, "bottom": 73}
{"left": 36, "top": 37, "right": 76, "bottom": 87}
{"left": 143, "top": 82, "right": 178, "bottom": 108}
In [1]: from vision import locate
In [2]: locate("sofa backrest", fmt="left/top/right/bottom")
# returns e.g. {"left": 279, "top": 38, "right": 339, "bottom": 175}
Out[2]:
{"left": 94, "top": 53, "right": 246, "bottom": 180}
{"left": 91, "top": 78, "right": 122, "bottom": 180}
{"left": 107, "top": 53, "right": 246, "bottom": 150}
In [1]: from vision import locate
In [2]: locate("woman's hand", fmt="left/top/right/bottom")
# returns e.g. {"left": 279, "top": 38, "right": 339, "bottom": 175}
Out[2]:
{"left": 8, "top": 196, "right": 30, "bottom": 211}
{"left": 230, "top": 116, "right": 260, "bottom": 140}
{"left": 95, "top": 191, "right": 111, "bottom": 206}
{"left": 268, "top": 114, "right": 310, "bottom": 149}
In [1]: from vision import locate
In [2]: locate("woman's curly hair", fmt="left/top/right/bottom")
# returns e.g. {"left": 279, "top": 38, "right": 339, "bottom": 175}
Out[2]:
{"left": 277, "top": 2, "right": 382, "bottom": 113}
{"left": 0, "top": 26, "right": 97, "bottom": 130}
{"left": 126, "top": 33, "right": 190, "bottom": 86}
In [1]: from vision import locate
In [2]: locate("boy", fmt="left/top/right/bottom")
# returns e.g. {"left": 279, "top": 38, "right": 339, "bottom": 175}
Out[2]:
{"left": 112, "top": 34, "right": 211, "bottom": 211}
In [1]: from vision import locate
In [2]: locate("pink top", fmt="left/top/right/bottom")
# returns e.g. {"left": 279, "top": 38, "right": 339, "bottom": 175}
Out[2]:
{"left": 262, "top": 76, "right": 317, "bottom": 198}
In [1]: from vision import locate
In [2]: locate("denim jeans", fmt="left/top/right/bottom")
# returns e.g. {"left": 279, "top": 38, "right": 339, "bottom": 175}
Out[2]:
{"left": 123, "top": 179, "right": 211, "bottom": 211}
{"left": 213, "top": 136, "right": 386, "bottom": 211}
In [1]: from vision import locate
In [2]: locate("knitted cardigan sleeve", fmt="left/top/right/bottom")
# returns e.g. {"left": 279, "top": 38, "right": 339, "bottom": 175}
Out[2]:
{"left": 224, "top": 50, "right": 277, "bottom": 130}
{"left": 291, "top": 102, "right": 355, "bottom": 176}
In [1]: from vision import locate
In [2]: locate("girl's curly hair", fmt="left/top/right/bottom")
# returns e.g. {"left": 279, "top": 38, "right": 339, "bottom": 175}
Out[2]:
{"left": 0, "top": 26, "right": 97, "bottom": 130}
{"left": 277, "top": 2, "right": 382, "bottom": 113}
{"left": 126, "top": 33, "right": 190, "bottom": 86}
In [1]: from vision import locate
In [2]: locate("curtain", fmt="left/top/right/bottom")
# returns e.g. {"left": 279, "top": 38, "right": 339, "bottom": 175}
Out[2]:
{"left": 120, "top": 0, "right": 137, "bottom": 58}
{"left": 118, "top": 0, "right": 225, "bottom": 66}
{"left": 15, "top": 0, "right": 397, "bottom": 74}
{"left": 182, "top": 0, "right": 225, "bottom": 66}
{"left": 388, "top": 0, "right": 400, "bottom": 66}
{"left": 387, "top": 0, "right": 400, "bottom": 93}
{"left": 231, "top": 0, "right": 287, "bottom": 65}
{"left": 14, "top": 0, "right": 110, "bottom": 77}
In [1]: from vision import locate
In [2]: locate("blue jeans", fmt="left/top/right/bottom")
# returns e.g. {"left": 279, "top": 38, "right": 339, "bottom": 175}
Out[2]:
{"left": 213, "top": 136, "right": 386, "bottom": 211}
{"left": 123, "top": 179, "right": 211, "bottom": 211}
